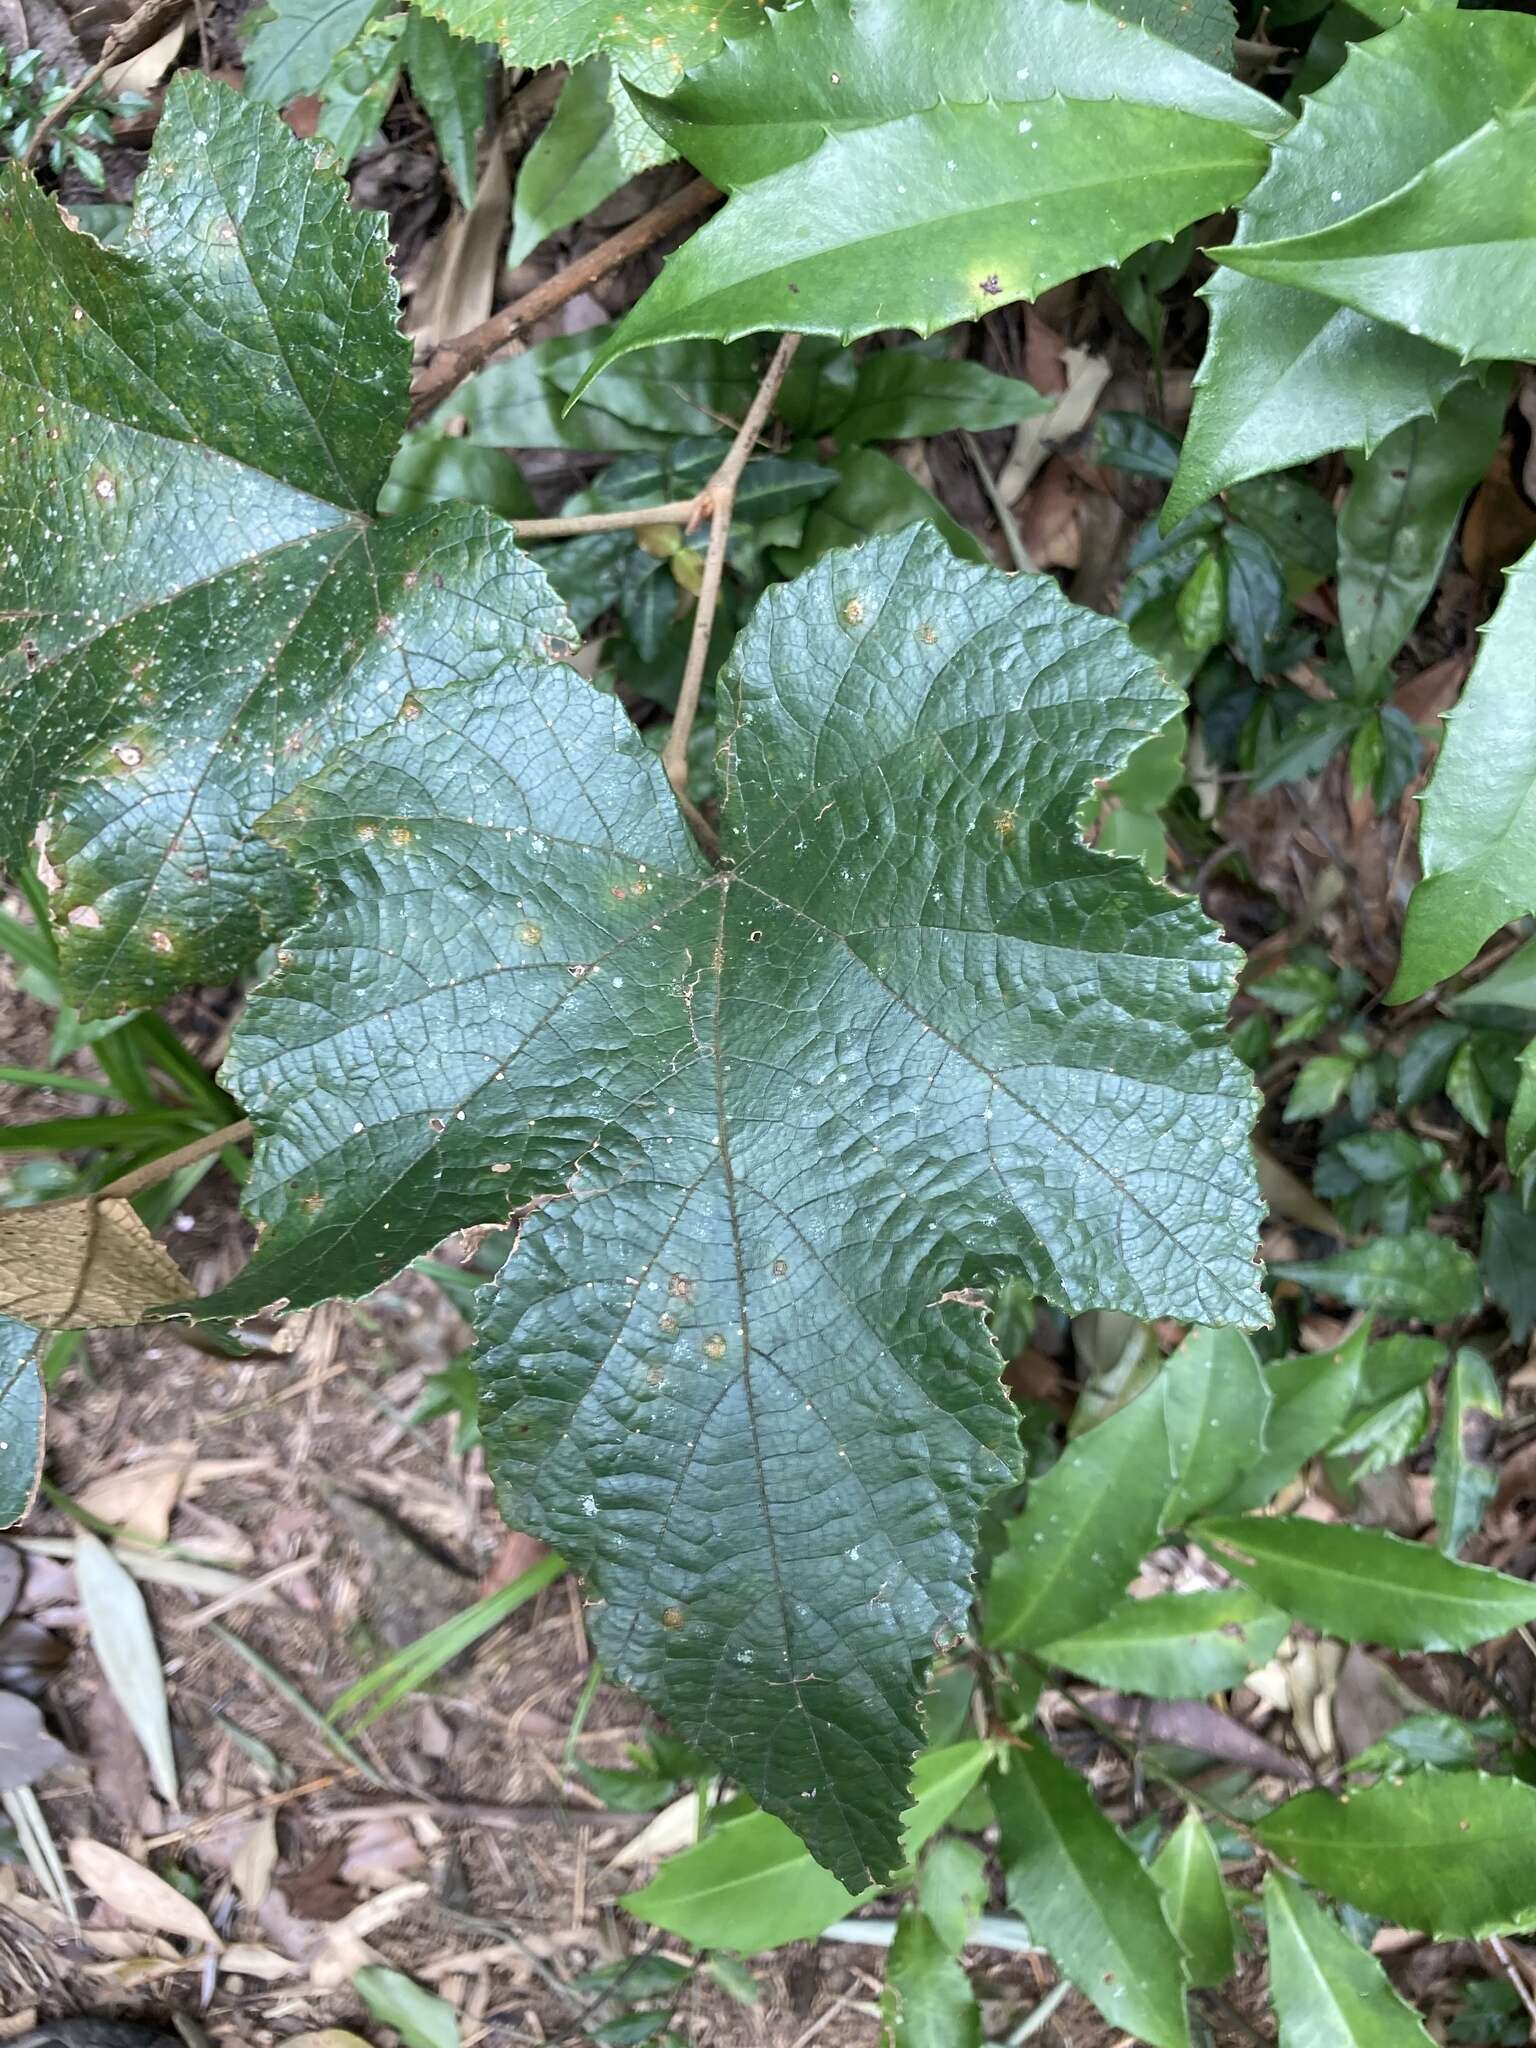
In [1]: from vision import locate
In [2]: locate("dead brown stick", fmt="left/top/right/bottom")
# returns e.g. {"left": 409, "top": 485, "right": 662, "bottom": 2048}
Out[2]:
{"left": 21, "top": 0, "right": 188, "bottom": 169}
{"left": 95, "top": 1117, "right": 252, "bottom": 1200}
{"left": 407, "top": 175, "right": 719, "bottom": 426}
{"left": 661, "top": 331, "right": 802, "bottom": 803}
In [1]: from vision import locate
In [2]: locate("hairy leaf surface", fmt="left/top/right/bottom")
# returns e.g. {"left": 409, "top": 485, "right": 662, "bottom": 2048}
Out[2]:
{"left": 0, "top": 78, "right": 570, "bottom": 1015}
{"left": 208, "top": 526, "right": 1263, "bottom": 1883}
{"left": 577, "top": 0, "right": 1281, "bottom": 387}
{"left": 1167, "top": 10, "right": 1535, "bottom": 524}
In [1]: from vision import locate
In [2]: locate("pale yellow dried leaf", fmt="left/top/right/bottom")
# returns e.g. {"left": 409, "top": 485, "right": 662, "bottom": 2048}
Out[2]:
{"left": 68, "top": 1837, "right": 219, "bottom": 1946}
{"left": 101, "top": 12, "right": 188, "bottom": 93}
{"left": 77, "top": 1442, "right": 195, "bottom": 1542}
{"left": 219, "top": 1941, "right": 296, "bottom": 1980}
{"left": 75, "top": 1530, "right": 179, "bottom": 1805}
{"left": 230, "top": 1811, "right": 279, "bottom": 1910}
{"left": 0, "top": 1198, "right": 190, "bottom": 1330}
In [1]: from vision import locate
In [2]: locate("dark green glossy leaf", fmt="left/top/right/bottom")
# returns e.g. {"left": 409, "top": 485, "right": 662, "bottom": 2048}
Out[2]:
{"left": 1222, "top": 522, "right": 1286, "bottom": 675}
{"left": 827, "top": 349, "right": 1048, "bottom": 448}
{"left": 1193, "top": 1515, "right": 1536, "bottom": 1651}
{"left": 0, "top": 1318, "right": 44, "bottom": 1529}
{"left": 879, "top": 1908, "right": 983, "bottom": 2048}
{"left": 245, "top": 0, "right": 384, "bottom": 104}
{"left": 1096, "top": 412, "right": 1182, "bottom": 481}
{"left": 1482, "top": 1195, "right": 1536, "bottom": 1345}
{"left": 996, "top": 1741, "right": 1191, "bottom": 2048}
{"left": 447, "top": 330, "right": 761, "bottom": 451}
{"left": 1265, "top": 1873, "right": 1434, "bottom": 2045}
{"left": 985, "top": 1328, "right": 1270, "bottom": 1650}
{"left": 578, "top": 0, "right": 1279, "bottom": 387}
{"left": 1337, "top": 370, "right": 1507, "bottom": 692}
{"left": 1039, "top": 1589, "right": 1289, "bottom": 1698}
{"left": 1225, "top": 475, "right": 1337, "bottom": 580}
{"left": 508, "top": 58, "right": 631, "bottom": 268}
{"left": 0, "top": 77, "right": 568, "bottom": 1015}
{"left": 416, "top": 0, "right": 767, "bottom": 92}
{"left": 1272, "top": 1232, "right": 1481, "bottom": 1320}
{"left": 1167, "top": 9, "right": 1530, "bottom": 525}
{"left": 1221, "top": 108, "right": 1536, "bottom": 364}
{"left": 208, "top": 527, "right": 1263, "bottom": 1883}
{"left": 1393, "top": 544, "right": 1536, "bottom": 1000}
{"left": 378, "top": 432, "right": 535, "bottom": 521}
{"left": 772, "top": 451, "right": 987, "bottom": 573}
{"left": 1154, "top": 1813, "right": 1233, "bottom": 1990}
{"left": 1256, "top": 1773, "right": 1536, "bottom": 1937}
{"left": 402, "top": 7, "right": 487, "bottom": 206}
{"left": 1432, "top": 1348, "right": 1500, "bottom": 1558}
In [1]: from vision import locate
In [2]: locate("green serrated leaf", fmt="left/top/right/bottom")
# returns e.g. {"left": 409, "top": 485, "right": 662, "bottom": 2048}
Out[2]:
{"left": 879, "top": 1907, "right": 983, "bottom": 2048}
{"left": 985, "top": 1327, "right": 1271, "bottom": 1651}
{"left": 0, "top": 1319, "right": 44, "bottom": 1529}
{"left": 1039, "top": 1589, "right": 1289, "bottom": 1699}
{"left": 1337, "top": 370, "right": 1508, "bottom": 693}
{"left": 1432, "top": 1348, "right": 1500, "bottom": 1558}
{"left": 508, "top": 58, "right": 630, "bottom": 268}
{"left": 417, "top": 0, "right": 767, "bottom": 92}
{"left": 1265, "top": 1872, "right": 1434, "bottom": 2044}
{"left": 402, "top": 8, "right": 487, "bottom": 206}
{"left": 996, "top": 1742, "right": 1191, "bottom": 2048}
{"left": 1257, "top": 1773, "right": 1536, "bottom": 1938}
{"left": 1193, "top": 1515, "right": 1536, "bottom": 1651}
{"left": 1272, "top": 1231, "right": 1482, "bottom": 1321}
{"left": 1154, "top": 1813, "right": 1234, "bottom": 1989}
{"left": 1393, "top": 543, "right": 1536, "bottom": 1000}
{"left": 205, "top": 527, "right": 1263, "bottom": 1884}
{"left": 624, "top": 1742, "right": 997, "bottom": 1950}
{"left": 826, "top": 349, "right": 1048, "bottom": 448}
{"left": 245, "top": 0, "right": 385, "bottom": 104}
{"left": 1166, "top": 9, "right": 1530, "bottom": 526}
{"left": 575, "top": 0, "right": 1280, "bottom": 387}
{"left": 0, "top": 77, "right": 570, "bottom": 1016}
{"left": 1220, "top": 108, "right": 1536, "bottom": 364}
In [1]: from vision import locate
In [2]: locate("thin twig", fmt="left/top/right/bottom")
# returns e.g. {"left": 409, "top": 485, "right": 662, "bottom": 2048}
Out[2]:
{"left": 661, "top": 330, "right": 802, "bottom": 805}
{"left": 407, "top": 176, "right": 719, "bottom": 425}
{"left": 961, "top": 428, "right": 1033, "bottom": 573}
{"left": 94, "top": 1117, "right": 252, "bottom": 1200}
{"left": 509, "top": 498, "right": 700, "bottom": 540}
{"left": 21, "top": 0, "right": 186, "bottom": 169}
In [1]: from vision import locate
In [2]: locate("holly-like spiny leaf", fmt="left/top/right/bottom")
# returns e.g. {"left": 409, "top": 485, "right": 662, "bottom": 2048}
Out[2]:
{"left": 1166, "top": 9, "right": 1536, "bottom": 526}
{"left": 416, "top": 0, "right": 768, "bottom": 94}
{"left": 576, "top": 0, "right": 1282, "bottom": 392}
{"left": 0, "top": 76, "right": 571, "bottom": 1017}
{"left": 205, "top": 526, "right": 1264, "bottom": 1886}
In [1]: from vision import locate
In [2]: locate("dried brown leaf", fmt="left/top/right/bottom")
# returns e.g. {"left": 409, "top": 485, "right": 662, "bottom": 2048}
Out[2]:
{"left": 0, "top": 1198, "right": 190, "bottom": 1330}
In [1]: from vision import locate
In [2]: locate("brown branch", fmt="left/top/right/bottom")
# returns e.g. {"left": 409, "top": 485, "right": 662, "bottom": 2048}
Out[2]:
{"left": 21, "top": 0, "right": 187, "bottom": 168}
{"left": 661, "top": 331, "right": 801, "bottom": 807}
{"left": 95, "top": 1117, "right": 252, "bottom": 1200}
{"left": 406, "top": 175, "right": 719, "bottom": 426}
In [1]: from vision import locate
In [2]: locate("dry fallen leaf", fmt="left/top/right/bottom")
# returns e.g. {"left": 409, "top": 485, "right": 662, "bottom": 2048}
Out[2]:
{"left": 230, "top": 1811, "right": 279, "bottom": 1910}
{"left": 68, "top": 1836, "right": 219, "bottom": 1946}
{"left": 75, "top": 1531, "right": 179, "bottom": 1806}
{"left": 0, "top": 1688, "right": 72, "bottom": 1791}
{"left": 219, "top": 1941, "right": 296, "bottom": 1980}
{"left": 0, "top": 1198, "right": 191, "bottom": 1329}
{"left": 101, "top": 10, "right": 189, "bottom": 93}
{"left": 77, "top": 1443, "right": 196, "bottom": 1544}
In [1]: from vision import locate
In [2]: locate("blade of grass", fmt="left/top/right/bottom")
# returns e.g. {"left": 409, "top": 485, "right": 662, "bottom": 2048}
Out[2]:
{"left": 0, "top": 1109, "right": 206, "bottom": 1151}
{"left": 207, "top": 1620, "right": 388, "bottom": 1786}
{"left": 332, "top": 1551, "right": 565, "bottom": 1730}
{"left": 0, "top": 1064, "right": 117, "bottom": 1098}
{"left": 2, "top": 1785, "right": 78, "bottom": 1929}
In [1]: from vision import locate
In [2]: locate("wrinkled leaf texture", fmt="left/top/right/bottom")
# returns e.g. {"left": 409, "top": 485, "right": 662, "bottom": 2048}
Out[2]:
{"left": 0, "top": 76, "right": 570, "bottom": 1015}
{"left": 205, "top": 522, "right": 1264, "bottom": 1886}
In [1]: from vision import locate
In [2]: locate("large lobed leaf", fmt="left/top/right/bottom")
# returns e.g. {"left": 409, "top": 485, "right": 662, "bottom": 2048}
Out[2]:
{"left": 1167, "top": 9, "right": 1536, "bottom": 524}
{"left": 207, "top": 525, "right": 1265, "bottom": 1884}
{"left": 576, "top": 0, "right": 1283, "bottom": 391}
{"left": 0, "top": 75, "right": 570, "bottom": 1016}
